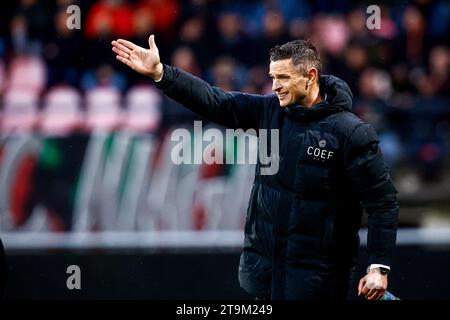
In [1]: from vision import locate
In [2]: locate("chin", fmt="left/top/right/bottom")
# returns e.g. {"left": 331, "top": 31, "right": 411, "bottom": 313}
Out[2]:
{"left": 278, "top": 100, "right": 288, "bottom": 107}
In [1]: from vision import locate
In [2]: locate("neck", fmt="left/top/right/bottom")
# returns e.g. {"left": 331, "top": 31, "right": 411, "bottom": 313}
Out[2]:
{"left": 303, "top": 83, "right": 322, "bottom": 108}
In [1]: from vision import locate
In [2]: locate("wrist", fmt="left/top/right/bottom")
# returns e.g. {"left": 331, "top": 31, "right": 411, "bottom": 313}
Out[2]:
{"left": 152, "top": 63, "right": 164, "bottom": 82}
{"left": 367, "top": 266, "right": 390, "bottom": 275}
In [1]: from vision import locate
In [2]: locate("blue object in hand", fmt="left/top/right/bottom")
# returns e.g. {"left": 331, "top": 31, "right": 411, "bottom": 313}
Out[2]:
{"left": 380, "top": 291, "right": 400, "bottom": 300}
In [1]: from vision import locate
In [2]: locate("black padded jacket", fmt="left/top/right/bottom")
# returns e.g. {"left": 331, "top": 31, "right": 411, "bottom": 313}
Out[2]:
{"left": 155, "top": 64, "right": 399, "bottom": 300}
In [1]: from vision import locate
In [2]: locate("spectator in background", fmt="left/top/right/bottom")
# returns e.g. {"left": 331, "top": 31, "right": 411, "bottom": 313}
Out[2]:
{"left": 220, "top": 0, "right": 311, "bottom": 37}
{"left": 44, "top": 10, "right": 83, "bottom": 87}
{"left": 173, "top": 15, "right": 211, "bottom": 71}
{"left": 206, "top": 55, "right": 247, "bottom": 92}
{"left": 398, "top": 5, "right": 427, "bottom": 66}
{"left": 81, "top": 63, "right": 127, "bottom": 92}
{"left": 427, "top": 0, "right": 450, "bottom": 43}
{"left": 276, "top": 0, "right": 311, "bottom": 23}
{"left": 371, "top": 5, "right": 398, "bottom": 41}
{"left": 180, "top": 0, "right": 210, "bottom": 19}
{"left": 314, "top": 15, "right": 349, "bottom": 58}
{"left": 10, "top": 15, "right": 28, "bottom": 54}
{"left": 254, "top": 10, "right": 290, "bottom": 65}
{"left": 288, "top": 18, "right": 310, "bottom": 41}
{"left": 242, "top": 65, "right": 273, "bottom": 95}
{"left": 135, "top": 0, "right": 180, "bottom": 37}
{"left": 171, "top": 46, "right": 201, "bottom": 78}
{"left": 346, "top": 8, "right": 377, "bottom": 45}
{"left": 214, "top": 12, "right": 256, "bottom": 66}
{"left": 390, "top": 62, "right": 416, "bottom": 96}
{"left": 416, "top": 46, "right": 450, "bottom": 96}
{"left": 14, "top": 0, "right": 49, "bottom": 51}
{"left": 340, "top": 43, "right": 369, "bottom": 96}
{"left": 84, "top": 0, "right": 134, "bottom": 82}
{"left": 85, "top": 0, "right": 134, "bottom": 39}
{"left": 428, "top": 46, "right": 450, "bottom": 95}
{"left": 132, "top": 6, "right": 156, "bottom": 40}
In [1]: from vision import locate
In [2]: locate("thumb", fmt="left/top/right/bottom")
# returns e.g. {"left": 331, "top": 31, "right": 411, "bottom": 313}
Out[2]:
{"left": 148, "top": 34, "right": 156, "bottom": 50}
{"left": 358, "top": 278, "right": 365, "bottom": 296}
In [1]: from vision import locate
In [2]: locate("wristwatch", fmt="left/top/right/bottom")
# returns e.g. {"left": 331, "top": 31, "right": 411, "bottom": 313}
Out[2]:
{"left": 367, "top": 266, "right": 390, "bottom": 275}
{"left": 378, "top": 267, "right": 390, "bottom": 275}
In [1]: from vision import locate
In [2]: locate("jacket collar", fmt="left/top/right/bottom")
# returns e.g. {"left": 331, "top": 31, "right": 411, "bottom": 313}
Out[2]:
{"left": 283, "top": 75, "right": 353, "bottom": 121}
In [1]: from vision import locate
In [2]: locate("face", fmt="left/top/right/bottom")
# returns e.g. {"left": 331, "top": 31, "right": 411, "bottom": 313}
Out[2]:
{"left": 269, "top": 59, "right": 309, "bottom": 107}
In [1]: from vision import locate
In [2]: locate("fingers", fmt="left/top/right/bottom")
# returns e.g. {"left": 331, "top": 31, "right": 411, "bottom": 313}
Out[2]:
{"left": 111, "top": 40, "right": 132, "bottom": 55}
{"left": 115, "top": 55, "right": 131, "bottom": 68}
{"left": 367, "top": 288, "right": 385, "bottom": 300}
{"left": 112, "top": 46, "right": 130, "bottom": 60}
{"left": 358, "top": 278, "right": 365, "bottom": 296}
{"left": 359, "top": 280, "right": 370, "bottom": 297}
{"left": 375, "top": 290, "right": 386, "bottom": 300}
{"left": 366, "top": 288, "right": 378, "bottom": 300}
{"left": 111, "top": 40, "right": 133, "bottom": 67}
{"left": 116, "top": 39, "right": 136, "bottom": 50}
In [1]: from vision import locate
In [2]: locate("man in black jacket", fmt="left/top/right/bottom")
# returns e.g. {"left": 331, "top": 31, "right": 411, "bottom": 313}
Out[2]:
{"left": 112, "top": 36, "right": 399, "bottom": 301}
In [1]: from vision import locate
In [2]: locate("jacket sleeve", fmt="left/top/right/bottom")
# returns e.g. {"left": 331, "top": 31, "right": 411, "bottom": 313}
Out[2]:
{"left": 154, "top": 64, "right": 265, "bottom": 130}
{"left": 344, "top": 123, "right": 399, "bottom": 267}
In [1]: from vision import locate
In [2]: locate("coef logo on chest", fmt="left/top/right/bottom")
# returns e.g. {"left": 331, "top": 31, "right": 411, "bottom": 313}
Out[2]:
{"left": 307, "top": 139, "right": 334, "bottom": 162}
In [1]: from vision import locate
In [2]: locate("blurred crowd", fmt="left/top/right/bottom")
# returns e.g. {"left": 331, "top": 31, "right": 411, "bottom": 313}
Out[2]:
{"left": 1, "top": 0, "right": 448, "bottom": 93}
{"left": 0, "top": 0, "right": 449, "bottom": 231}
{"left": 1, "top": 0, "right": 449, "bottom": 160}
{"left": 2, "top": 1, "right": 449, "bottom": 86}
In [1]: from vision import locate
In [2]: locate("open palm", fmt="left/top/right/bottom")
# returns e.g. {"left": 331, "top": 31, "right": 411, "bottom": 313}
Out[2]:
{"left": 111, "top": 35, "right": 162, "bottom": 80}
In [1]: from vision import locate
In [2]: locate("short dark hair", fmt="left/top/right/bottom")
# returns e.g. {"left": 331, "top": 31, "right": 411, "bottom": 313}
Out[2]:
{"left": 269, "top": 39, "right": 322, "bottom": 77}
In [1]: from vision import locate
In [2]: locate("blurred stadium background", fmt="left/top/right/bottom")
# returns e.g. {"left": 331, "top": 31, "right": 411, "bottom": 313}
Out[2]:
{"left": 0, "top": 0, "right": 449, "bottom": 299}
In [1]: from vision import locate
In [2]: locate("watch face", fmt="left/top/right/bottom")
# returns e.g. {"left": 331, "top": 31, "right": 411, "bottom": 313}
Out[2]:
{"left": 380, "top": 267, "right": 389, "bottom": 275}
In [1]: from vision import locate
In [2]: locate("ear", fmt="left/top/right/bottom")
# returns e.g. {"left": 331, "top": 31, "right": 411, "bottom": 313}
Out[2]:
{"left": 307, "top": 68, "right": 318, "bottom": 86}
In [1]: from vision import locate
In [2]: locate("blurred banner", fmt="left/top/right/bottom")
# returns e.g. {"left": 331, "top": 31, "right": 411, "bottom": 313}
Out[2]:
{"left": 1, "top": 95, "right": 450, "bottom": 235}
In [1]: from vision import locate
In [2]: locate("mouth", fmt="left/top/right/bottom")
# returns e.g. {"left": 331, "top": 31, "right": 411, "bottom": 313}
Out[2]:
{"left": 277, "top": 92, "right": 288, "bottom": 99}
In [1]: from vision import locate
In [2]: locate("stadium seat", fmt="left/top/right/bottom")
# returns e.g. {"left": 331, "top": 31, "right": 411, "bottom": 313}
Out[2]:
{"left": 6, "top": 55, "right": 47, "bottom": 94}
{"left": 40, "top": 86, "right": 84, "bottom": 136}
{"left": 1, "top": 89, "right": 39, "bottom": 134}
{"left": 124, "top": 85, "right": 162, "bottom": 133}
{"left": 85, "top": 86, "right": 122, "bottom": 131}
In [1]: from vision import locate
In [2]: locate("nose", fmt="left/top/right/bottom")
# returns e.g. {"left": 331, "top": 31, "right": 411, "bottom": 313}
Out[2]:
{"left": 272, "top": 79, "right": 281, "bottom": 92}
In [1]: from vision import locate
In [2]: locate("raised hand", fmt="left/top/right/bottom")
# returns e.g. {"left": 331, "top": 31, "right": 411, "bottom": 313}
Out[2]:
{"left": 111, "top": 34, "right": 164, "bottom": 81}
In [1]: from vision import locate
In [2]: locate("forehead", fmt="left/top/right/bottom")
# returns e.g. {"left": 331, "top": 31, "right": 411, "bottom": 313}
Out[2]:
{"left": 269, "top": 59, "right": 298, "bottom": 74}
